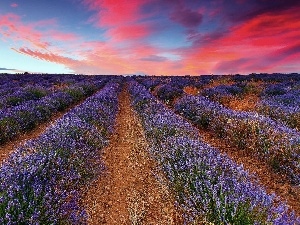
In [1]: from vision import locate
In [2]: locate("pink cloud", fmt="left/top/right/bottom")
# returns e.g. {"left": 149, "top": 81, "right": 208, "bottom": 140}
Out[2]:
{"left": 175, "top": 6, "right": 300, "bottom": 75}
{"left": 0, "top": 14, "right": 50, "bottom": 50}
{"left": 12, "top": 47, "right": 78, "bottom": 65}
{"left": 4, "top": 2, "right": 299, "bottom": 76}
{"left": 10, "top": 3, "right": 18, "bottom": 8}
{"left": 11, "top": 41, "right": 185, "bottom": 75}
{"left": 83, "top": 0, "right": 155, "bottom": 42}
{"left": 84, "top": 0, "right": 149, "bottom": 26}
{"left": 0, "top": 13, "right": 81, "bottom": 51}
{"left": 106, "top": 24, "right": 152, "bottom": 41}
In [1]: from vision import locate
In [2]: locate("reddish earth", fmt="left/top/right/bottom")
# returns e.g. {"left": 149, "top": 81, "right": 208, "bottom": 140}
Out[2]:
{"left": 183, "top": 86, "right": 199, "bottom": 96}
{"left": 196, "top": 79, "right": 265, "bottom": 112}
{"left": 224, "top": 94, "right": 260, "bottom": 111}
{"left": 223, "top": 81, "right": 264, "bottom": 111}
{"left": 202, "top": 77, "right": 235, "bottom": 89}
{"left": 82, "top": 87, "right": 181, "bottom": 225}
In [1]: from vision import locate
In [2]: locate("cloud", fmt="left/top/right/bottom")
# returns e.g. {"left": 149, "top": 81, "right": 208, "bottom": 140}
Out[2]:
{"left": 0, "top": 67, "right": 16, "bottom": 70}
{"left": 270, "top": 43, "right": 300, "bottom": 61}
{"left": 187, "top": 30, "right": 226, "bottom": 46}
{"left": 84, "top": 0, "right": 148, "bottom": 26}
{"left": 106, "top": 24, "right": 152, "bottom": 41}
{"left": 218, "top": 0, "right": 300, "bottom": 23}
{"left": 83, "top": 0, "right": 153, "bottom": 42}
{"left": 0, "top": 14, "right": 51, "bottom": 50}
{"left": 214, "top": 58, "right": 252, "bottom": 74}
{"left": 12, "top": 48, "right": 79, "bottom": 65}
{"left": 0, "top": 13, "right": 81, "bottom": 46}
{"left": 3, "top": 1, "right": 300, "bottom": 75}
{"left": 243, "top": 0, "right": 300, "bottom": 21}
{"left": 46, "top": 30, "right": 80, "bottom": 42}
{"left": 10, "top": 3, "right": 18, "bottom": 8}
{"left": 172, "top": 3, "right": 300, "bottom": 74}
{"left": 0, "top": 13, "right": 83, "bottom": 54}
{"left": 170, "top": 7, "right": 203, "bottom": 28}
{"left": 139, "top": 55, "right": 167, "bottom": 62}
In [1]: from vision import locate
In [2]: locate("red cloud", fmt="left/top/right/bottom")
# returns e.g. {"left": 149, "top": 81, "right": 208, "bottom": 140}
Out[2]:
{"left": 176, "top": 6, "right": 300, "bottom": 75}
{"left": 106, "top": 24, "right": 151, "bottom": 41}
{"left": 3, "top": 2, "right": 299, "bottom": 75}
{"left": 84, "top": 0, "right": 148, "bottom": 26}
{"left": 227, "top": 7, "right": 300, "bottom": 47}
{"left": 83, "top": 0, "right": 154, "bottom": 42}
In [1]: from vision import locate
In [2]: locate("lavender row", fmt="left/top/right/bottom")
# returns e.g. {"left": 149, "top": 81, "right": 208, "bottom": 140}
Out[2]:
{"left": 0, "top": 74, "right": 80, "bottom": 105}
{"left": 173, "top": 93, "right": 300, "bottom": 185}
{"left": 256, "top": 101, "right": 300, "bottom": 131}
{"left": 0, "top": 80, "right": 121, "bottom": 224}
{"left": 200, "top": 80, "right": 300, "bottom": 130}
{"left": 201, "top": 84, "right": 247, "bottom": 106}
{"left": 0, "top": 85, "right": 51, "bottom": 109}
{"left": 0, "top": 79, "right": 107, "bottom": 145}
{"left": 162, "top": 78, "right": 300, "bottom": 182}
{"left": 256, "top": 85, "right": 300, "bottom": 130}
{"left": 0, "top": 74, "right": 65, "bottom": 94}
{"left": 128, "top": 80, "right": 298, "bottom": 224}
{"left": 0, "top": 74, "right": 106, "bottom": 96}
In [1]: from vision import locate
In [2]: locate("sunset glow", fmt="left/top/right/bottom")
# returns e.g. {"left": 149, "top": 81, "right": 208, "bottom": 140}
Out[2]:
{"left": 0, "top": 0, "right": 299, "bottom": 75}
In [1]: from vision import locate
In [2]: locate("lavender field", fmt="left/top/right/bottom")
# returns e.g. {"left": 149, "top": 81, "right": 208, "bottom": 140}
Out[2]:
{"left": 0, "top": 73, "right": 299, "bottom": 224}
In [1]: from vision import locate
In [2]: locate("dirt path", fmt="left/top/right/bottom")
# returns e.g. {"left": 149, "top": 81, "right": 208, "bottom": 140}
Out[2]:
{"left": 82, "top": 87, "right": 180, "bottom": 225}
{"left": 0, "top": 99, "right": 88, "bottom": 165}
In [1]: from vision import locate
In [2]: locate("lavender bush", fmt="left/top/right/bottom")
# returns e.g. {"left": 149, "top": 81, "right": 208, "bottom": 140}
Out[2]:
{"left": 256, "top": 88, "right": 300, "bottom": 130}
{"left": 0, "top": 80, "right": 107, "bottom": 145}
{"left": 128, "top": 80, "right": 299, "bottom": 224}
{"left": 0, "top": 81, "right": 120, "bottom": 224}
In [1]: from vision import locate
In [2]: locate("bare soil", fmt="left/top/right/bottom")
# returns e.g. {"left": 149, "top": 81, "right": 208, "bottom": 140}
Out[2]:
{"left": 202, "top": 78, "right": 235, "bottom": 89}
{"left": 225, "top": 94, "right": 260, "bottom": 111}
{"left": 82, "top": 87, "right": 181, "bottom": 225}
{"left": 183, "top": 86, "right": 199, "bottom": 96}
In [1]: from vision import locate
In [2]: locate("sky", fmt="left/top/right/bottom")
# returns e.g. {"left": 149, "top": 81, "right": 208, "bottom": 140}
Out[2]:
{"left": 0, "top": 0, "right": 299, "bottom": 75}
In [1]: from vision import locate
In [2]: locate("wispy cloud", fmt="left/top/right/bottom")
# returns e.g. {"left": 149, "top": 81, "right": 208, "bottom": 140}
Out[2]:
{"left": 170, "top": 6, "right": 203, "bottom": 28}
{"left": 10, "top": 3, "right": 18, "bottom": 8}
{"left": 1, "top": 1, "right": 300, "bottom": 75}
{"left": 139, "top": 55, "right": 167, "bottom": 62}
{"left": 0, "top": 67, "right": 16, "bottom": 70}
